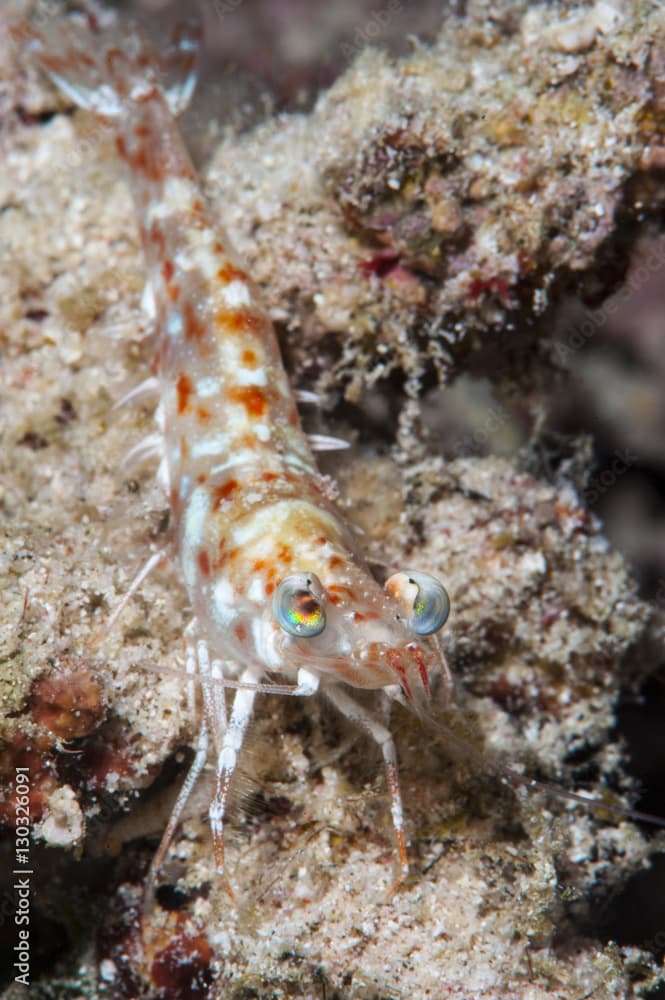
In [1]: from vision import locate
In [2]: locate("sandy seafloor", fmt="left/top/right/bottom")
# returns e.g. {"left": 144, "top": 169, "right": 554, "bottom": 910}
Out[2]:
{"left": 1, "top": 0, "right": 665, "bottom": 997}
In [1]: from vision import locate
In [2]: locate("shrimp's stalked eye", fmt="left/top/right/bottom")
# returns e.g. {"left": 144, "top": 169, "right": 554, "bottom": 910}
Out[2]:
{"left": 385, "top": 571, "right": 450, "bottom": 635}
{"left": 273, "top": 573, "right": 326, "bottom": 637}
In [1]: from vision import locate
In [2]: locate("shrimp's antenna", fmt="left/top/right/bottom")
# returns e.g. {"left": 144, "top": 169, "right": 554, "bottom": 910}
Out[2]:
{"left": 424, "top": 712, "right": 665, "bottom": 830}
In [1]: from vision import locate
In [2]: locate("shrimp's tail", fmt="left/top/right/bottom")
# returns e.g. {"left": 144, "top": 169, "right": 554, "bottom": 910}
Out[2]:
{"left": 27, "top": 18, "right": 200, "bottom": 118}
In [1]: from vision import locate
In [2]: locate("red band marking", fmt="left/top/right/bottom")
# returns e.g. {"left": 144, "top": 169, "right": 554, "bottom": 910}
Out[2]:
{"left": 218, "top": 307, "right": 265, "bottom": 338}
{"left": 198, "top": 550, "right": 211, "bottom": 577}
{"left": 176, "top": 373, "right": 194, "bottom": 414}
{"left": 212, "top": 480, "right": 239, "bottom": 509}
{"left": 217, "top": 263, "right": 249, "bottom": 285}
{"left": 227, "top": 385, "right": 267, "bottom": 418}
{"left": 183, "top": 299, "right": 206, "bottom": 342}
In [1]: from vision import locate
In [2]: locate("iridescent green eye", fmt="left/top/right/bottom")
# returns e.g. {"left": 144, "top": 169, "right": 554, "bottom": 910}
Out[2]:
{"left": 274, "top": 573, "right": 326, "bottom": 638}
{"left": 385, "top": 571, "right": 450, "bottom": 636}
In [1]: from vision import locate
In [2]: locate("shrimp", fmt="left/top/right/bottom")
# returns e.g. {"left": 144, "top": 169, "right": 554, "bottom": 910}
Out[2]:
{"left": 29, "top": 19, "right": 452, "bottom": 900}
{"left": 30, "top": 18, "right": 665, "bottom": 915}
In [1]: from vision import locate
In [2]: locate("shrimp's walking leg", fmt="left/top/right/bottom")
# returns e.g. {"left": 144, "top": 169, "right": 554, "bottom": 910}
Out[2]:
{"left": 208, "top": 669, "right": 257, "bottom": 895}
{"left": 144, "top": 719, "right": 209, "bottom": 910}
{"left": 325, "top": 685, "right": 409, "bottom": 888}
{"left": 143, "top": 631, "right": 209, "bottom": 911}
{"left": 195, "top": 636, "right": 226, "bottom": 759}
{"left": 207, "top": 666, "right": 317, "bottom": 895}
{"left": 102, "top": 548, "right": 168, "bottom": 636}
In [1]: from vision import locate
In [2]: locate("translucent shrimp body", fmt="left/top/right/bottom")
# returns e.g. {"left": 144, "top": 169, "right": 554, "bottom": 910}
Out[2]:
{"left": 31, "top": 20, "right": 450, "bottom": 895}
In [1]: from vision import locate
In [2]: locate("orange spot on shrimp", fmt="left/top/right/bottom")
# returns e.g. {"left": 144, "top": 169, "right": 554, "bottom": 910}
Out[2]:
{"left": 410, "top": 643, "right": 429, "bottom": 695}
{"left": 149, "top": 222, "right": 165, "bottom": 255}
{"left": 211, "top": 540, "right": 227, "bottom": 570}
{"left": 227, "top": 385, "right": 267, "bottom": 418}
{"left": 198, "top": 550, "right": 211, "bottom": 577}
{"left": 189, "top": 200, "right": 207, "bottom": 229}
{"left": 262, "top": 471, "right": 279, "bottom": 482}
{"left": 235, "top": 623, "right": 247, "bottom": 642}
{"left": 104, "top": 47, "right": 123, "bottom": 71}
{"left": 217, "top": 263, "right": 249, "bottom": 284}
{"left": 162, "top": 259, "right": 174, "bottom": 283}
{"left": 218, "top": 307, "right": 265, "bottom": 338}
{"left": 133, "top": 144, "right": 148, "bottom": 174}
{"left": 242, "top": 349, "right": 258, "bottom": 367}
{"left": 183, "top": 299, "right": 205, "bottom": 342}
{"left": 115, "top": 135, "right": 127, "bottom": 158}
{"left": 327, "top": 584, "right": 355, "bottom": 605}
{"left": 238, "top": 431, "right": 259, "bottom": 450}
{"left": 212, "top": 480, "right": 239, "bottom": 509}
{"left": 387, "top": 649, "right": 412, "bottom": 701}
{"left": 329, "top": 556, "right": 344, "bottom": 570}
{"left": 177, "top": 373, "right": 194, "bottom": 414}
{"left": 167, "top": 283, "right": 181, "bottom": 303}
{"left": 196, "top": 406, "right": 211, "bottom": 423}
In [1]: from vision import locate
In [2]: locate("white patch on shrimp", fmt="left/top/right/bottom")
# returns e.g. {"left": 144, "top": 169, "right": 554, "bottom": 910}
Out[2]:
{"left": 166, "top": 310, "right": 183, "bottom": 339}
{"left": 209, "top": 450, "right": 257, "bottom": 476}
{"left": 179, "top": 474, "right": 192, "bottom": 500}
{"left": 197, "top": 376, "right": 221, "bottom": 398}
{"left": 191, "top": 434, "right": 230, "bottom": 459}
{"left": 212, "top": 578, "right": 235, "bottom": 627}
{"left": 157, "top": 456, "right": 169, "bottom": 491}
{"left": 148, "top": 176, "right": 198, "bottom": 220}
{"left": 221, "top": 280, "right": 251, "bottom": 308}
{"left": 141, "top": 279, "right": 156, "bottom": 318}
{"left": 247, "top": 577, "right": 265, "bottom": 602}
{"left": 233, "top": 367, "right": 267, "bottom": 387}
{"left": 229, "top": 501, "right": 309, "bottom": 549}
{"left": 191, "top": 245, "right": 219, "bottom": 280}
{"left": 182, "top": 487, "right": 210, "bottom": 587}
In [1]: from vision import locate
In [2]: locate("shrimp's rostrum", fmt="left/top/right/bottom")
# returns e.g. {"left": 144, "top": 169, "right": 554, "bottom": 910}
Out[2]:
{"left": 30, "top": 20, "right": 451, "bottom": 899}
